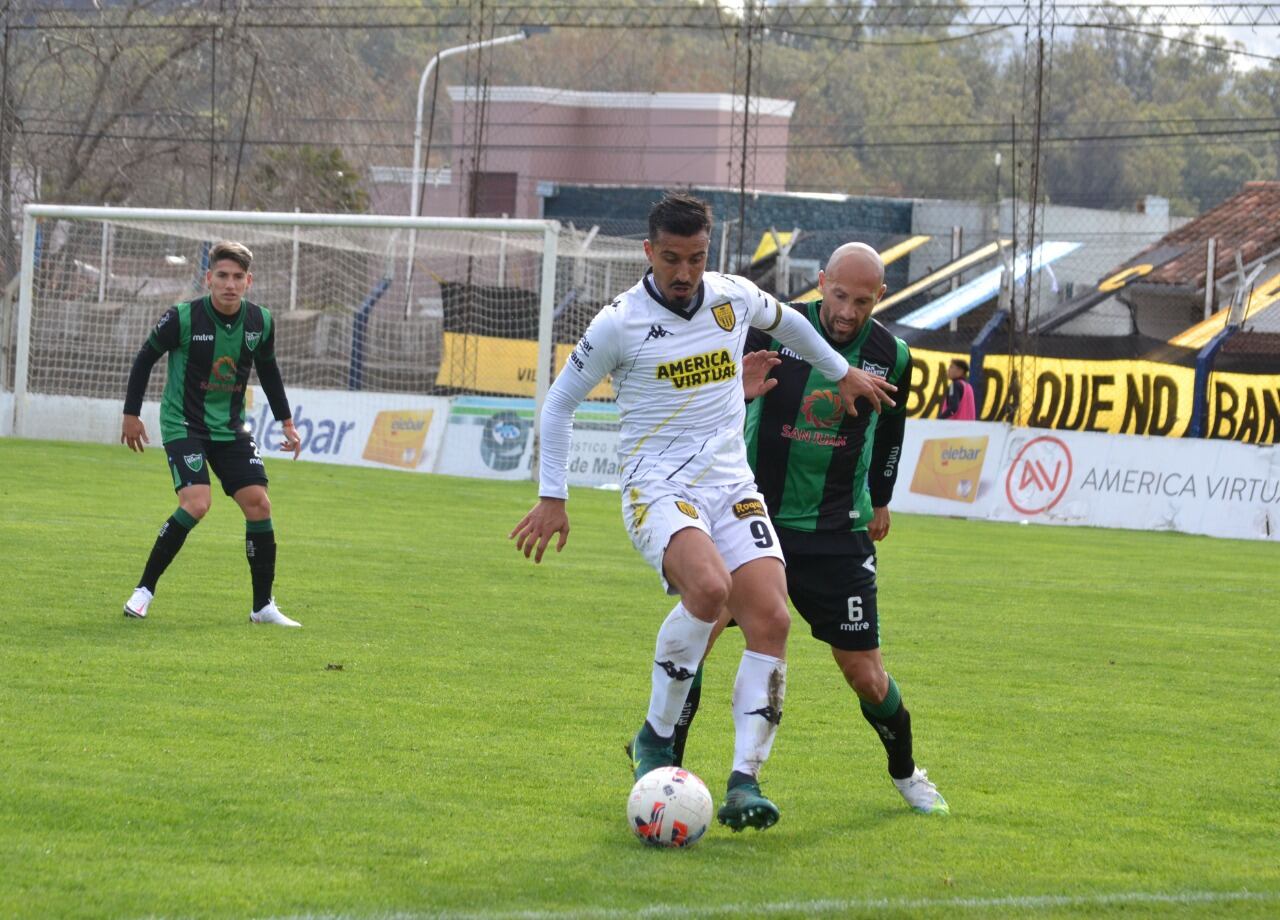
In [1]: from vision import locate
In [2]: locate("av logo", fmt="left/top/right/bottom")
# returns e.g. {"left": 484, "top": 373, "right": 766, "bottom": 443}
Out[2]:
{"left": 1005, "top": 435, "right": 1072, "bottom": 515}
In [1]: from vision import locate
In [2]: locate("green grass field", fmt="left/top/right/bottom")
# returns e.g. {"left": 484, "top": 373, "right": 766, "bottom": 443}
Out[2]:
{"left": 1, "top": 438, "right": 1277, "bottom": 919}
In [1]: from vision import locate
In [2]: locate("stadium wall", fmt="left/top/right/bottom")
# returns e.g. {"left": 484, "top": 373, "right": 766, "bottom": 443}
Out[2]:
{"left": 19, "top": 392, "right": 1277, "bottom": 542}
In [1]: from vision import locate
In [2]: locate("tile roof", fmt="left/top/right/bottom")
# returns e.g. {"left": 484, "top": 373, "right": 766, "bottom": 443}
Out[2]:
{"left": 1127, "top": 181, "right": 1280, "bottom": 288}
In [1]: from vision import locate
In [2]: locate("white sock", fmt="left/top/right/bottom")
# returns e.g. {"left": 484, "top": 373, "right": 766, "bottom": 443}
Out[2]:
{"left": 732, "top": 650, "right": 787, "bottom": 778}
{"left": 646, "top": 602, "right": 714, "bottom": 737}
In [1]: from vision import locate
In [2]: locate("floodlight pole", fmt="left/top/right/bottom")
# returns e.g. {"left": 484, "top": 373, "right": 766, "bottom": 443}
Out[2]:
{"left": 404, "top": 29, "right": 538, "bottom": 316}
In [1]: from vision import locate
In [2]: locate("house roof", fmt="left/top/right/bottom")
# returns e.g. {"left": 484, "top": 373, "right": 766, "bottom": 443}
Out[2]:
{"left": 1123, "top": 181, "right": 1280, "bottom": 289}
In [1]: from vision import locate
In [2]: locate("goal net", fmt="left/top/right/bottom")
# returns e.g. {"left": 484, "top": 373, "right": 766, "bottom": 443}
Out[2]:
{"left": 7, "top": 205, "right": 563, "bottom": 453}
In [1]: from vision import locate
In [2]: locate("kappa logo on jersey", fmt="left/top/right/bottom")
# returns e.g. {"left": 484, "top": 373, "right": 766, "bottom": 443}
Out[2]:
{"left": 183, "top": 453, "right": 204, "bottom": 472}
{"left": 245, "top": 331, "right": 262, "bottom": 349}
{"left": 675, "top": 501, "right": 700, "bottom": 519}
{"left": 710, "top": 301, "right": 736, "bottom": 332}
{"left": 645, "top": 324, "right": 672, "bottom": 341}
{"left": 801, "top": 389, "right": 845, "bottom": 429}
{"left": 656, "top": 349, "right": 736, "bottom": 390}
{"left": 862, "top": 361, "right": 890, "bottom": 378}
{"left": 732, "top": 499, "right": 766, "bottom": 519}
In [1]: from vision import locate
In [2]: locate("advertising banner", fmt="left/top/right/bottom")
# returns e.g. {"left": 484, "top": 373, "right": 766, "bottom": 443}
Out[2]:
{"left": 986, "top": 426, "right": 1279, "bottom": 540}
{"left": 895, "top": 421, "right": 1010, "bottom": 519}
{"left": 243, "top": 386, "right": 450, "bottom": 474}
{"left": 893, "top": 419, "right": 1278, "bottom": 541}
{"left": 434, "top": 396, "right": 621, "bottom": 488}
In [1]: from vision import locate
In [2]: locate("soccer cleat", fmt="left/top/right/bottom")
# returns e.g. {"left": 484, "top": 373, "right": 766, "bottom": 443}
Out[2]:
{"left": 123, "top": 587, "right": 153, "bottom": 619}
{"left": 249, "top": 599, "right": 301, "bottom": 628}
{"left": 625, "top": 721, "right": 675, "bottom": 781}
{"left": 716, "top": 774, "right": 780, "bottom": 832}
{"left": 892, "top": 767, "right": 950, "bottom": 815}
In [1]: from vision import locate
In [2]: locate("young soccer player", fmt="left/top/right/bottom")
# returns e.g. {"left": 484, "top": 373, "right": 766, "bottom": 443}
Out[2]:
{"left": 120, "top": 240, "right": 302, "bottom": 627}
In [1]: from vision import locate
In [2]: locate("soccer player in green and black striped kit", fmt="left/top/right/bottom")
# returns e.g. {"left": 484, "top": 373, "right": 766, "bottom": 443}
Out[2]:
{"left": 675, "top": 242, "right": 949, "bottom": 815}
{"left": 120, "top": 241, "right": 302, "bottom": 627}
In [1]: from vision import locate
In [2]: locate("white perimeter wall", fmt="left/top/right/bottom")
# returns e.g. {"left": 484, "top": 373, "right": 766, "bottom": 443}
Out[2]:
{"left": 9, "top": 391, "right": 1278, "bottom": 541}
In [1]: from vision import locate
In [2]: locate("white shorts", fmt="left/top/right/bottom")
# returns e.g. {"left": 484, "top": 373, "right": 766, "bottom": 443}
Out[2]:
{"left": 620, "top": 480, "right": 785, "bottom": 594}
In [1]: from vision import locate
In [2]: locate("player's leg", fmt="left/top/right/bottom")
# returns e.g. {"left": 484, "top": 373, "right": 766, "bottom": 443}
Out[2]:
{"left": 218, "top": 438, "right": 299, "bottom": 628}
{"left": 623, "top": 493, "right": 726, "bottom": 779}
{"left": 125, "top": 441, "right": 212, "bottom": 618}
{"left": 671, "top": 607, "right": 736, "bottom": 767}
{"left": 831, "top": 645, "right": 945, "bottom": 814}
{"left": 787, "top": 550, "right": 948, "bottom": 815}
{"left": 716, "top": 554, "right": 789, "bottom": 830}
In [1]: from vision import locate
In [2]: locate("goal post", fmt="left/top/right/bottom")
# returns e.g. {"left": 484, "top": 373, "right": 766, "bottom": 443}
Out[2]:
{"left": 9, "top": 204, "right": 562, "bottom": 471}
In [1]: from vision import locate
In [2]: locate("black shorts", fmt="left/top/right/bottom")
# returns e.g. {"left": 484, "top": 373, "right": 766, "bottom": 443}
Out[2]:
{"left": 164, "top": 436, "right": 268, "bottom": 497}
{"left": 784, "top": 551, "right": 880, "bottom": 651}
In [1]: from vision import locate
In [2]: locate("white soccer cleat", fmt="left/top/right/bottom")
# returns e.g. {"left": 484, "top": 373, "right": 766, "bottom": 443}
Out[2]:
{"left": 123, "top": 587, "right": 153, "bottom": 619}
{"left": 893, "top": 767, "right": 950, "bottom": 815}
{"left": 249, "top": 599, "right": 301, "bottom": 628}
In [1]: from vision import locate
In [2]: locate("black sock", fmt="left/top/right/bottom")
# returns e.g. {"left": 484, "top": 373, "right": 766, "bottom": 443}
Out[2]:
{"left": 671, "top": 663, "right": 704, "bottom": 768}
{"left": 860, "top": 675, "right": 915, "bottom": 780}
{"left": 138, "top": 508, "right": 198, "bottom": 592}
{"left": 245, "top": 519, "right": 276, "bottom": 611}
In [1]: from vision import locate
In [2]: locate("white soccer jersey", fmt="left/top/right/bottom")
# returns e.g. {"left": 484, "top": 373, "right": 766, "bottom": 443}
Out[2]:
{"left": 538, "top": 271, "right": 851, "bottom": 499}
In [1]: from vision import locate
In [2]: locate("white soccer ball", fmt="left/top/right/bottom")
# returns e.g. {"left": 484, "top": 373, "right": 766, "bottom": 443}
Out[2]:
{"left": 626, "top": 766, "right": 714, "bottom": 848}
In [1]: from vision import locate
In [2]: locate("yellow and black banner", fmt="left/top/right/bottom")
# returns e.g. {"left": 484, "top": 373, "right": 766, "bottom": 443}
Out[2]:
{"left": 1205, "top": 371, "right": 1280, "bottom": 444}
{"left": 436, "top": 332, "right": 612, "bottom": 401}
{"left": 908, "top": 348, "right": 1196, "bottom": 437}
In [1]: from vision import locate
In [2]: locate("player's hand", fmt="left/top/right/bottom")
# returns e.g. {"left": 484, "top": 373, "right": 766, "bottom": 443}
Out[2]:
{"left": 838, "top": 367, "right": 896, "bottom": 417}
{"left": 121, "top": 415, "right": 149, "bottom": 453}
{"left": 742, "top": 349, "right": 781, "bottom": 400}
{"left": 869, "top": 506, "right": 891, "bottom": 541}
{"left": 509, "top": 498, "right": 570, "bottom": 563}
{"left": 280, "top": 419, "right": 302, "bottom": 460}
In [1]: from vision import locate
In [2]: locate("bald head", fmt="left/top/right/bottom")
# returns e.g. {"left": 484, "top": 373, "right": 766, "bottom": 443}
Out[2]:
{"left": 826, "top": 242, "right": 884, "bottom": 286}
{"left": 817, "top": 242, "right": 887, "bottom": 343}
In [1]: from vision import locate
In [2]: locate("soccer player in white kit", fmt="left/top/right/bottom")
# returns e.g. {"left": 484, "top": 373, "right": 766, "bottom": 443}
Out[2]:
{"left": 511, "top": 194, "right": 896, "bottom": 832}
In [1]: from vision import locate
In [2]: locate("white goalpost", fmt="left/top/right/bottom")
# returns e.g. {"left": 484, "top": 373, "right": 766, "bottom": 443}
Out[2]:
{"left": 7, "top": 204, "right": 566, "bottom": 472}
{"left": 4, "top": 205, "right": 656, "bottom": 483}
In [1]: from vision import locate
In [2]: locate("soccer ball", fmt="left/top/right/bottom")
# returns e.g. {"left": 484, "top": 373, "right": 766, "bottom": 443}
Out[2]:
{"left": 626, "top": 766, "right": 714, "bottom": 848}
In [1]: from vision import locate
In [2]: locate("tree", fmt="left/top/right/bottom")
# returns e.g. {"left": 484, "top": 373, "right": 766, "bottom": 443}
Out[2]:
{"left": 243, "top": 146, "right": 368, "bottom": 213}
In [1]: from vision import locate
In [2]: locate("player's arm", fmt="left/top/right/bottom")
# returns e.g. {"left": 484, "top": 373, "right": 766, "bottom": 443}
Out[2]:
{"left": 253, "top": 321, "right": 300, "bottom": 458}
{"left": 121, "top": 307, "right": 179, "bottom": 452}
{"left": 254, "top": 357, "right": 299, "bottom": 459}
{"left": 764, "top": 305, "right": 896, "bottom": 415}
{"left": 510, "top": 308, "right": 619, "bottom": 563}
{"left": 868, "top": 342, "right": 912, "bottom": 541}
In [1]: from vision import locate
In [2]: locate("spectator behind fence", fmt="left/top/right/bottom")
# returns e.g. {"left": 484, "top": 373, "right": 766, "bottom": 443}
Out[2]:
{"left": 940, "top": 359, "right": 976, "bottom": 421}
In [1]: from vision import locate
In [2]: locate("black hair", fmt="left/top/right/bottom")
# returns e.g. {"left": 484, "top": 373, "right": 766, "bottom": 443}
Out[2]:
{"left": 951, "top": 358, "right": 970, "bottom": 376}
{"left": 648, "top": 192, "right": 713, "bottom": 240}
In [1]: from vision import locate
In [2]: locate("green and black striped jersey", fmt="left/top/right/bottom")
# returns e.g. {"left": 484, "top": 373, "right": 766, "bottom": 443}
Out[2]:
{"left": 745, "top": 301, "right": 911, "bottom": 550}
{"left": 126, "top": 295, "right": 285, "bottom": 444}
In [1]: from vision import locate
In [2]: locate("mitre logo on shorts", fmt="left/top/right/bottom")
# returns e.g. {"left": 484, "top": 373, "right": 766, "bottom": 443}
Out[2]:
{"left": 675, "top": 501, "right": 700, "bottom": 519}
{"left": 655, "top": 349, "right": 736, "bottom": 390}
{"left": 732, "top": 499, "right": 766, "bottom": 519}
{"left": 184, "top": 453, "right": 204, "bottom": 472}
{"left": 710, "top": 301, "right": 736, "bottom": 332}
{"left": 862, "top": 361, "right": 889, "bottom": 378}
